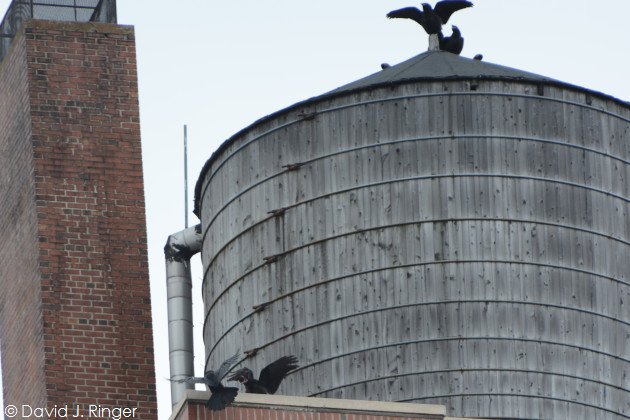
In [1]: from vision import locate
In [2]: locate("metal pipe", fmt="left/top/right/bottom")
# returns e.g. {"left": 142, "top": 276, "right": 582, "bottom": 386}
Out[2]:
{"left": 164, "top": 224, "right": 202, "bottom": 407}
{"left": 184, "top": 125, "right": 189, "bottom": 228}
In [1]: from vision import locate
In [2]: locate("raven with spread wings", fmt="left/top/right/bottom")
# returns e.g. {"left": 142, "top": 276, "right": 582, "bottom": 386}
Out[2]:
{"left": 228, "top": 355, "right": 299, "bottom": 394}
{"left": 387, "top": 1, "right": 473, "bottom": 34}
{"left": 170, "top": 352, "right": 240, "bottom": 411}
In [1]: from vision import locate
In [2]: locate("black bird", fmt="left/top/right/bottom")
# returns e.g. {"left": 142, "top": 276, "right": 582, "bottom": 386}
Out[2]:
{"left": 438, "top": 25, "right": 464, "bottom": 54}
{"left": 228, "top": 355, "right": 299, "bottom": 394}
{"left": 387, "top": 1, "right": 473, "bottom": 35}
{"left": 170, "top": 352, "right": 240, "bottom": 411}
{"left": 473, "top": 53, "right": 483, "bottom": 61}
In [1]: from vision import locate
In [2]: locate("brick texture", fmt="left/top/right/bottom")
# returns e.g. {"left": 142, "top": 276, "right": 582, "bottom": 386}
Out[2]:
{"left": 0, "top": 25, "right": 47, "bottom": 410}
{"left": 177, "top": 401, "right": 444, "bottom": 420}
{"left": 171, "top": 394, "right": 449, "bottom": 420}
{"left": 0, "top": 20, "right": 156, "bottom": 418}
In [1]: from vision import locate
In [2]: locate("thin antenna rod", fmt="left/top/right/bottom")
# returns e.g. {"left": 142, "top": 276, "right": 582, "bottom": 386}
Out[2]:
{"left": 184, "top": 124, "right": 189, "bottom": 228}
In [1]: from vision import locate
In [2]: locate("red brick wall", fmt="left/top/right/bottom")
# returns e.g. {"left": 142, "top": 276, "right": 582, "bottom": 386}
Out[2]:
{"left": 181, "top": 405, "right": 443, "bottom": 420}
{"left": 0, "top": 27, "right": 48, "bottom": 410}
{"left": 0, "top": 20, "right": 157, "bottom": 418}
{"left": 171, "top": 394, "right": 447, "bottom": 420}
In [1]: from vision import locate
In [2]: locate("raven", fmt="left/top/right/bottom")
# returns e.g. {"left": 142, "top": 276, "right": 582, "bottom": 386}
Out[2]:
{"left": 439, "top": 25, "right": 464, "bottom": 55}
{"left": 170, "top": 352, "right": 240, "bottom": 411}
{"left": 228, "top": 355, "right": 299, "bottom": 394}
{"left": 387, "top": 1, "right": 473, "bottom": 35}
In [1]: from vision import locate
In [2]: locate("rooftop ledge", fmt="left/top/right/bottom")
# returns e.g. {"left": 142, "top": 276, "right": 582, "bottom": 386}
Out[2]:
{"left": 170, "top": 390, "right": 486, "bottom": 420}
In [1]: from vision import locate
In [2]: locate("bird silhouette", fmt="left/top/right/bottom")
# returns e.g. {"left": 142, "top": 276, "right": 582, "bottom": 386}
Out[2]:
{"left": 170, "top": 352, "right": 240, "bottom": 411}
{"left": 228, "top": 355, "right": 299, "bottom": 394}
{"left": 439, "top": 25, "right": 464, "bottom": 54}
{"left": 387, "top": 1, "right": 473, "bottom": 35}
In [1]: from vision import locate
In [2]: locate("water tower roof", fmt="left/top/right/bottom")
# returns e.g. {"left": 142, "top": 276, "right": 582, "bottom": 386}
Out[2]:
{"left": 326, "top": 50, "right": 557, "bottom": 96}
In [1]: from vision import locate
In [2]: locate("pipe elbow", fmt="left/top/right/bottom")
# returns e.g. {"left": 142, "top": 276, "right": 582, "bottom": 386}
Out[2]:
{"left": 164, "top": 224, "right": 202, "bottom": 262}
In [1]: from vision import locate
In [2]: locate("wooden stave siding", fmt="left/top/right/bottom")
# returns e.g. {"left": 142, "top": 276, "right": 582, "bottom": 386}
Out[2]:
{"left": 199, "top": 80, "right": 630, "bottom": 419}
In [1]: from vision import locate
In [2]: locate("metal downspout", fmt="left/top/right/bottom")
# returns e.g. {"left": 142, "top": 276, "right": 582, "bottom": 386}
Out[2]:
{"left": 164, "top": 224, "right": 203, "bottom": 407}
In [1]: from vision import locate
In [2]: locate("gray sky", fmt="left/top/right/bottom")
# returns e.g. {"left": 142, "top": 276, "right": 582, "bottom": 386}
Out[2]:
{"left": 0, "top": 1, "right": 629, "bottom": 419}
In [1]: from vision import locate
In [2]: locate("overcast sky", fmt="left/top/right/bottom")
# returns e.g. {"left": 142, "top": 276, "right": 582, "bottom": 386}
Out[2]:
{"left": 1, "top": 1, "right": 629, "bottom": 419}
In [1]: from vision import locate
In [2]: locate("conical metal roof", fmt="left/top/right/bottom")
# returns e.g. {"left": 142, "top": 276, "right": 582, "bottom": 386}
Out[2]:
{"left": 324, "top": 50, "right": 558, "bottom": 97}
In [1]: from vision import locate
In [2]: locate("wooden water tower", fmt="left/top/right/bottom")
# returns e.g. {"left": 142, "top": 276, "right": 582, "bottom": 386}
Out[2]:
{"left": 195, "top": 51, "right": 630, "bottom": 419}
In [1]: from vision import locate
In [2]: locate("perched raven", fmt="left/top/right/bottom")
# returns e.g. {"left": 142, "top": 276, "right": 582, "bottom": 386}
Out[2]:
{"left": 228, "top": 355, "right": 299, "bottom": 394}
{"left": 439, "top": 25, "right": 464, "bottom": 55}
{"left": 170, "top": 352, "right": 240, "bottom": 411}
{"left": 387, "top": 1, "right": 473, "bottom": 34}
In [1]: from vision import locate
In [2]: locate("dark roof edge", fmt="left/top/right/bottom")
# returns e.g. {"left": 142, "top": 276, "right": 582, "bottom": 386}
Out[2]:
{"left": 193, "top": 75, "right": 630, "bottom": 216}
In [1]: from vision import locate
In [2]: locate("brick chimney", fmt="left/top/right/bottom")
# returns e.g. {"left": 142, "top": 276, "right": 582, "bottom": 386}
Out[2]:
{"left": 0, "top": 20, "right": 157, "bottom": 418}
